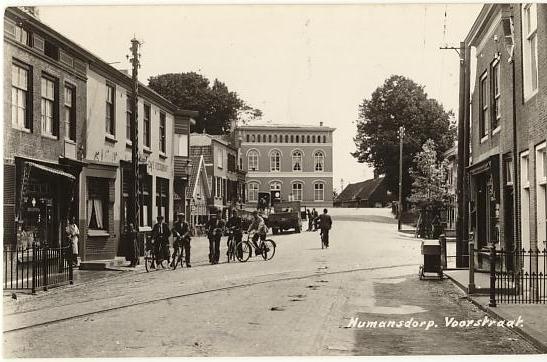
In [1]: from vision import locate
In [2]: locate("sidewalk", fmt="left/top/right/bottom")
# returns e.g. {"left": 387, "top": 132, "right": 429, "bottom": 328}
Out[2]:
{"left": 445, "top": 269, "right": 547, "bottom": 353}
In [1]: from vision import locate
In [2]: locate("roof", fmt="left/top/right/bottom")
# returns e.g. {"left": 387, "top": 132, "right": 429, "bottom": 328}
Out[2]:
{"left": 186, "top": 156, "right": 202, "bottom": 199}
{"left": 335, "top": 177, "right": 386, "bottom": 202}
{"left": 237, "top": 123, "right": 336, "bottom": 132}
{"left": 190, "top": 133, "right": 237, "bottom": 149}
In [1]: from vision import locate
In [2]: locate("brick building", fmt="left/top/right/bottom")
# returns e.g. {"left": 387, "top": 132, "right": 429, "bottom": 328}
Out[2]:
{"left": 237, "top": 123, "right": 335, "bottom": 209}
{"left": 4, "top": 7, "right": 87, "bottom": 248}
{"left": 463, "top": 4, "right": 546, "bottom": 266}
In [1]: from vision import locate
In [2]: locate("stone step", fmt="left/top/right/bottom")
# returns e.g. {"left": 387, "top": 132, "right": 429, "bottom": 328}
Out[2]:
{"left": 79, "top": 257, "right": 128, "bottom": 271}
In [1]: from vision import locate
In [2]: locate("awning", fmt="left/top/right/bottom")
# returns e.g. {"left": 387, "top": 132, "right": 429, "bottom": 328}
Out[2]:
{"left": 27, "top": 162, "right": 76, "bottom": 180}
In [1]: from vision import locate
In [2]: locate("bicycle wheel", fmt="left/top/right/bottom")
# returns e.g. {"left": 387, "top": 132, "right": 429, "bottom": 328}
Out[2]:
{"left": 261, "top": 240, "right": 276, "bottom": 261}
{"left": 144, "top": 251, "right": 153, "bottom": 273}
{"left": 236, "top": 241, "right": 251, "bottom": 262}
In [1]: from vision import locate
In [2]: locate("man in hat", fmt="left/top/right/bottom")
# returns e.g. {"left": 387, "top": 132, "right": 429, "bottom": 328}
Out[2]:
{"left": 226, "top": 209, "right": 243, "bottom": 258}
{"left": 205, "top": 209, "right": 225, "bottom": 264}
{"left": 171, "top": 212, "right": 192, "bottom": 267}
{"left": 318, "top": 208, "right": 333, "bottom": 248}
{"left": 151, "top": 215, "right": 171, "bottom": 266}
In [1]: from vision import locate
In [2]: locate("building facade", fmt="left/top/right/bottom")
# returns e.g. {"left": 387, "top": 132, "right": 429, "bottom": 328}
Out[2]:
{"left": 463, "top": 4, "right": 546, "bottom": 266}
{"left": 334, "top": 176, "right": 394, "bottom": 208}
{"left": 4, "top": 7, "right": 87, "bottom": 249}
{"left": 237, "top": 123, "right": 335, "bottom": 209}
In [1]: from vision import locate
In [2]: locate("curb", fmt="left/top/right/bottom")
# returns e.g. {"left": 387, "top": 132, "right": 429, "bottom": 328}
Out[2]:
{"left": 445, "top": 274, "right": 547, "bottom": 353}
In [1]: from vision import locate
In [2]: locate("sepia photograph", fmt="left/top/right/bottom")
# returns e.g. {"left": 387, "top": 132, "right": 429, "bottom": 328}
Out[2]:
{"left": 2, "top": 0, "right": 546, "bottom": 358}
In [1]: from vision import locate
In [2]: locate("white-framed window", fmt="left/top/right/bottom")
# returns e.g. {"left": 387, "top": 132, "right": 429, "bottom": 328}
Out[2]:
{"left": 64, "top": 85, "right": 76, "bottom": 141}
{"left": 159, "top": 112, "right": 166, "bottom": 153}
{"left": 314, "top": 151, "right": 325, "bottom": 172}
{"left": 270, "top": 150, "right": 281, "bottom": 172}
{"left": 217, "top": 148, "right": 224, "bottom": 169}
{"left": 15, "top": 25, "right": 30, "bottom": 46}
{"left": 215, "top": 177, "right": 223, "bottom": 198}
{"left": 479, "top": 72, "right": 489, "bottom": 138}
{"left": 87, "top": 178, "right": 108, "bottom": 231}
{"left": 105, "top": 84, "right": 115, "bottom": 136}
{"left": 270, "top": 181, "right": 281, "bottom": 191}
{"left": 521, "top": 151, "right": 530, "bottom": 188}
{"left": 292, "top": 150, "right": 303, "bottom": 171}
{"left": 505, "top": 158, "right": 514, "bottom": 186}
{"left": 522, "top": 3, "right": 538, "bottom": 99}
{"left": 492, "top": 59, "right": 501, "bottom": 130}
{"left": 292, "top": 182, "right": 303, "bottom": 201}
{"left": 536, "top": 143, "right": 547, "bottom": 243}
{"left": 41, "top": 76, "right": 56, "bottom": 137}
{"left": 11, "top": 63, "right": 30, "bottom": 131}
{"left": 248, "top": 150, "right": 259, "bottom": 171}
{"left": 126, "top": 95, "right": 132, "bottom": 142}
{"left": 314, "top": 183, "right": 325, "bottom": 201}
{"left": 174, "top": 134, "right": 188, "bottom": 157}
{"left": 520, "top": 150, "right": 531, "bottom": 249}
{"left": 248, "top": 182, "right": 259, "bottom": 202}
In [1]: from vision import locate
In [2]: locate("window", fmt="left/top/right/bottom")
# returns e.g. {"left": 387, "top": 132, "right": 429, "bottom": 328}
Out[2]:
{"left": 292, "top": 150, "right": 303, "bottom": 171}
{"left": 290, "top": 135, "right": 294, "bottom": 143}
{"left": 215, "top": 177, "right": 224, "bottom": 198}
{"left": 248, "top": 150, "right": 259, "bottom": 171}
{"left": 105, "top": 84, "right": 115, "bottom": 136}
{"left": 537, "top": 144, "right": 547, "bottom": 182}
{"left": 268, "top": 134, "right": 272, "bottom": 143}
{"left": 11, "top": 63, "right": 31, "bottom": 131}
{"left": 292, "top": 182, "right": 303, "bottom": 201}
{"left": 159, "top": 112, "right": 166, "bottom": 153}
{"left": 312, "top": 135, "right": 316, "bottom": 143}
{"left": 217, "top": 148, "right": 224, "bottom": 168}
{"left": 140, "top": 175, "right": 152, "bottom": 227}
{"left": 479, "top": 72, "right": 489, "bottom": 138}
{"left": 536, "top": 144, "right": 547, "bottom": 243}
{"left": 41, "top": 76, "right": 57, "bottom": 137}
{"left": 505, "top": 158, "right": 514, "bottom": 185}
{"left": 257, "top": 134, "right": 261, "bottom": 143}
{"left": 126, "top": 95, "right": 132, "bottom": 142}
{"left": 15, "top": 25, "right": 31, "bottom": 46}
{"left": 314, "top": 151, "right": 325, "bottom": 172}
{"left": 64, "top": 85, "right": 76, "bottom": 141}
{"left": 263, "top": 134, "right": 266, "bottom": 143}
{"left": 87, "top": 178, "right": 108, "bottom": 231}
{"left": 144, "top": 104, "right": 151, "bottom": 148}
{"left": 285, "top": 135, "right": 289, "bottom": 143}
{"left": 314, "top": 183, "right": 324, "bottom": 201}
{"left": 273, "top": 135, "right": 277, "bottom": 143}
{"left": 307, "top": 135, "right": 310, "bottom": 143}
{"left": 156, "top": 177, "right": 169, "bottom": 222}
{"left": 248, "top": 182, "right": 259, "bottom": 202}
{"left": 296, "top": 135, "right": 300, "bottom": 143}
{"left": 522, "top": 3, "right": 538, "bottom": 98}
{"left": 251, "top": 134, "right": 256, "bottom": 142}
{"left": 246, "top": 134, "right": 250, "bottom": 142}
{"left": 323, "top": 135, "right": 326, "bottom": 143}
{"left": 44, "top": 40, "right": 59, "bottom": 61}
{"left": 228, "top": 154, "right": 236, "bottom": 172}
{"left": 521, "top": 152, "right": 530, "bottom": 187}
{"left": 492, "top": 60, "right": 501, "bottom": 130}
{"left": 270, "top": 150, "right": 281, "bottom": 172}
{"left": 270, "top": 181, "right": 281, "bottom": 191}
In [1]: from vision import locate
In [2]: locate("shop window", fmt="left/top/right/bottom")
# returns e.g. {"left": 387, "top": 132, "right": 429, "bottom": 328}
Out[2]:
{"left": 87, "top": 178, "right": 108, "bottom": 231}
{"left": 156, "top": 177, "right": 169, "bottom": 223}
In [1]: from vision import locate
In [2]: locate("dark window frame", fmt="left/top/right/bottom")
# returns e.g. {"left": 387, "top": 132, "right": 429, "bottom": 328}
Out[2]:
{"left": 11, "top": 59, "right": 33, "bottom": 132}
{"left": 105, "top": 83, "right": 116, "bottom": 136}
{"left": 64, "top": 83, "right": 76, "bottom": 141}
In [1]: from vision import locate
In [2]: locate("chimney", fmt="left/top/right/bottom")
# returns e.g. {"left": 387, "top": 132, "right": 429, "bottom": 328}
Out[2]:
{"left": 319, "top": 121, "right": 323, "bottom": 127}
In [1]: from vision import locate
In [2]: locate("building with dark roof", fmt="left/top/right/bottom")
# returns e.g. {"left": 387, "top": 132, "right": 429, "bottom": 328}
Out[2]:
{"left": 334, "top": 176, "right": 395, "bottom": 208}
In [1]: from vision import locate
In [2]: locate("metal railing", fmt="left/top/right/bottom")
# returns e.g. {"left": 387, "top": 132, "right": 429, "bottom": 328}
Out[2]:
{"left": 3, "top": 243, "right": 73, "bottom": 294}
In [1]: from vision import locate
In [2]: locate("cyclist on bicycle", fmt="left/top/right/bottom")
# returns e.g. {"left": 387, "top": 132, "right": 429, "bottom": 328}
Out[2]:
{"left": 226, "top": 209, "right": 243, "bottom": 245}
{"left": 205, "top": 209, "right": 225, "bottom": 264}
{"left": 171, "top": 212, "right": 191, "bottom": 267}
{"left": 247, "top": 210, "right": 268, "bottom": 256}
{"left": 318, "top": 208, "right": 333, "bottom": 248}
{"left": 151, "top": 215, "right": 171, "bottom": 268}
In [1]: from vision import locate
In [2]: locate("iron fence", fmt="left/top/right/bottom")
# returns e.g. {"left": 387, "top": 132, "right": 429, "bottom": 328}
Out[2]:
{"left": 494, "top": 247, "right": 546, "bottom": 304}
{"left": 3, "top": 243, "right": 73, "bottom": 294}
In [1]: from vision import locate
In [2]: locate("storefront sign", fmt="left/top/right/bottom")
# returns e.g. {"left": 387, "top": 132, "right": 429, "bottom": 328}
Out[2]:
{"left": 93, "top": 149, "right": 119, "bottom": 163}
{"left": 147, "top": 160, "right": 168, "bottom": 173}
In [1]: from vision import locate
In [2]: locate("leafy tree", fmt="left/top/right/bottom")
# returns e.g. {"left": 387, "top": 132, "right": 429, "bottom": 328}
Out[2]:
{"left": 148, "top": 72, "right": 261, "bottom": 134}
{"left": 408, "top": 139, "right": 451, "bottom": 238}
{"left": 352, "top": 75, "right": 455, "bottom": 208}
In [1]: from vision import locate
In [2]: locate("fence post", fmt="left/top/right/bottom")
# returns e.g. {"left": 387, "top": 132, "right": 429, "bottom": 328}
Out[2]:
{"left": 69, "top": 249, "right": 74, "bottom": 285}
{"left": 489, "top": 244, "right": 496, "bottom": 307}
{"left": 468, "top": 241, "right": 475, "bottom": 294}
{"left": 31, "top": 242, "right": 36, "bottom": 294}
{"left": 42, "top": 246, "right": 48, "bottom": 291}
{"left": 439, "top": 234, "right": 447, "bottom": 270}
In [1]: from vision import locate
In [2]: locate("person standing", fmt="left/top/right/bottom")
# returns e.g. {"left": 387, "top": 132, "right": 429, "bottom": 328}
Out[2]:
{"left": 306, "top": 209, "right": 313, "bottom": 231}
{"left": 312, "top": 208, "right": 319, "bottom": 231}
{"left": 171, "top": 213, "right": 192, "bottom": 267}
{"left": 226, "top": 209, "right": 243, "bottom": 258}
{"left": 151, "top": 215, "right": 171, "bottom": 266}
{"left": 126, "top": 223, "right": 139, "bottom": 267}
{"left": 318, "top": 208, "right": 333, "bottom": 248}
{"left": 205, "top": 210, "right": 225, "bottom": 264}
{"left": 66, "top": 217, "right": 80, "bottom": 266}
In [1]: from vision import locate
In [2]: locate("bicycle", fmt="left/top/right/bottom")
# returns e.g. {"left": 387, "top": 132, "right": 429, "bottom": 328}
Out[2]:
{"left": 226, "top": 229, "right": 252, "bottom": 263}
{"left": 144, "top": 236, "right": 170, "bottom": 272}
{"left": 170, "top": 235, "right": 186, "bottom": 270}
{"left": 246, "top": 232, "right": 276, "bottom": 261}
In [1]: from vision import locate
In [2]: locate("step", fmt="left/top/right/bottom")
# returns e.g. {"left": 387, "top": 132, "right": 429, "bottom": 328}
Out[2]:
{"left": 79, "top": 257, "right": 128, "bottom": 271}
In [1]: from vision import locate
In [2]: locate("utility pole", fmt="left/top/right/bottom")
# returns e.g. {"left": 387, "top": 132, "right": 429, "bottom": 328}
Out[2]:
{"left": 441, "top": 42, "right": 468, "bottom": 267}
{"left": 128, "top": 38, "right": 141, "bottom": 231}
{"left": 398, "top": 125, "right": 405, "bottom": 231}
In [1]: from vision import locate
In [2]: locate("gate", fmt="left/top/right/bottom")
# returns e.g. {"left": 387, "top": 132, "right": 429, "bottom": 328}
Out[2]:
{"left": 3, "top": 243, "right": 73, "bottom": 294}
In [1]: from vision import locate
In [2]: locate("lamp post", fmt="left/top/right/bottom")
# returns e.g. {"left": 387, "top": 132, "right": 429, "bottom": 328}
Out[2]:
{"left": 127, "top": 38, "right": 141, "bottom": 231}
{"left": 398, "top": 125, "right": 405, "bottom": 231}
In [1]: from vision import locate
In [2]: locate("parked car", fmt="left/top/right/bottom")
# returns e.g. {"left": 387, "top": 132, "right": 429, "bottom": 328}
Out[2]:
{"left": 266, "top": 201, "right": 302, "bottom": 234}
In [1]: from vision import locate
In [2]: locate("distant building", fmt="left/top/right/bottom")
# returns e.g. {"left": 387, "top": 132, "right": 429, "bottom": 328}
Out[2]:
{"left": 185, "top": 155, "right": 211, "bottom": 226}
{"left": 237, "top": 123, "right": 335, "bottom": 209}
{"left": 334, "top": 176, "right": 394, "bottom": 208}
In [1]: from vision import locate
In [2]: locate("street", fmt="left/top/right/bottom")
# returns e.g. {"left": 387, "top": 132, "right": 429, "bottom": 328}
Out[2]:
{"left": 3, "top": 208, "right": 539, "bottom": 357}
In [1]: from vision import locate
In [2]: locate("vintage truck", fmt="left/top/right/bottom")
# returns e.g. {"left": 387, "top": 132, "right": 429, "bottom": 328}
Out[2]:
{"left": 266, "top": 201, "right": 302, "bottom": 234}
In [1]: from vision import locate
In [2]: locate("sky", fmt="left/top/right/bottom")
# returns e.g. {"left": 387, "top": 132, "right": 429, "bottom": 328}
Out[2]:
{"left": 35, "top": 2, "right": 483, "bottom": 192}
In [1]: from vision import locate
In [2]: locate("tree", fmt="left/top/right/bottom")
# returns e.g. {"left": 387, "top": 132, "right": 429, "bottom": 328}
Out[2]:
{"left": 408, "top": 139, "right": 451, "bottom": 238}
{"left": 352, "top": 75, "right": 455, "bottom": 207}
{"left": 148, "top": 72, "right": 261, "bottom": 135}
